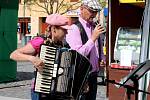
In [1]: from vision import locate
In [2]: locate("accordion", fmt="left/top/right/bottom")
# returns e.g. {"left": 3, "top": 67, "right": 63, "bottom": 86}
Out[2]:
{"left": 34, "top": 44, "right": 91, "bottom": 99}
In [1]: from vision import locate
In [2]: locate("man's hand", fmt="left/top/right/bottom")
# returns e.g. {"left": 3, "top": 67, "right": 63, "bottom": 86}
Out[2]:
{"left": 100, "top": 60, "right": 106, "bottom": 68}
{"left": 91, "top": 24, "right": 106, "bottom": 42}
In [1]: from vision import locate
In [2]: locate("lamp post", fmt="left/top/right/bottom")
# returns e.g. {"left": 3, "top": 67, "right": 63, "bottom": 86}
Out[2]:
{"left": 22, "top": 0, "right": 26, "bottom": 46}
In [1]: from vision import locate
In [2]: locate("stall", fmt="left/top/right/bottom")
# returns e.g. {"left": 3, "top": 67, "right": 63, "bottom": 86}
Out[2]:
{"left": 107, "top": 0, "right": 147, "bottom": 99}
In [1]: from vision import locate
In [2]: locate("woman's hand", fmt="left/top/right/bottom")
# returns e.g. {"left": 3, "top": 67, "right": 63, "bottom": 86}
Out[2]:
{"left": 30, "top": 56, "right": 45, "bottom": 72}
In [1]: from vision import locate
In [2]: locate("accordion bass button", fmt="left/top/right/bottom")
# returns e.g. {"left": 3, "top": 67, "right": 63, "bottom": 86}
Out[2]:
{"left": 58, "top": 68, "right": 64, "bottom": 75}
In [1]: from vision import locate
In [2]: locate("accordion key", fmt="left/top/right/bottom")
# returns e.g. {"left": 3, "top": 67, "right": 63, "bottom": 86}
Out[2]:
{"left": 34, "top": 45, "right": 59, "bottom": 94}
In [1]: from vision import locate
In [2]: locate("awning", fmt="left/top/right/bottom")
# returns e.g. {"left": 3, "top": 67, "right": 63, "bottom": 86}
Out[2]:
{"left": 119, "top": 0, "right": 145, "bottom": 8}
{"left": 119, "top": 0, "right": 145, "bottom": 3}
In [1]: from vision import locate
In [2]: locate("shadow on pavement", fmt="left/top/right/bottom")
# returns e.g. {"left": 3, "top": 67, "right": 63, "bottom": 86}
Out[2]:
{"left": 16, "top": 72, "right": 34, "bottom": 81}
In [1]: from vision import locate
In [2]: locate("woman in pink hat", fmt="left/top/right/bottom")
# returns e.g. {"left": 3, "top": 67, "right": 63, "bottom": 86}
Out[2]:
{"left": 10, "top": 14, "right": 71, "bottom": 100}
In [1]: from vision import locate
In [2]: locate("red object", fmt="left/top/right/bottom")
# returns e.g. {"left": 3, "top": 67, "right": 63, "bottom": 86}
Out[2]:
{"left": 111, "top": 63, "right": 136, "bottom": 70}
{"left": 41, "top": 23, "right": 48, "bottom": 34}
{"left": 111, "top": 63, "right": 119, "bottom": 68}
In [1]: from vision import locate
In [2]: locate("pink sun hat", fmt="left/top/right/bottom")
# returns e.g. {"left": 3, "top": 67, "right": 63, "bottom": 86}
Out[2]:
{"left": 45, "top": 13, "right": 71, "bottom": 30}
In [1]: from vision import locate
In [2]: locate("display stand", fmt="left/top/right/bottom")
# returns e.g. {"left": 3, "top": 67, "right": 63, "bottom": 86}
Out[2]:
{"left": 107, "top": 60, "right": 150, "bottom": 100}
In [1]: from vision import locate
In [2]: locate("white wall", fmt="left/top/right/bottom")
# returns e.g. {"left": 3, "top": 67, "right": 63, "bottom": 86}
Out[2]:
{"left": 31, "top": 17, "right": 40, "bottom": 36}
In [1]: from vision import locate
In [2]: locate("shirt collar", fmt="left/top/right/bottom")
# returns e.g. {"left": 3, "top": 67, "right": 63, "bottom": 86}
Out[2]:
{"left": 79, "top": 16, "right": 92, "bottom": 28}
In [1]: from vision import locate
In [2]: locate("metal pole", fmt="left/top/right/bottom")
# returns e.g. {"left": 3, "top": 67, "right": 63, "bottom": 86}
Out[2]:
{"left": 108, "top": 0, "right": 111, "bottom": 66}
{"left": 22, "top": 0, "right": 26, "bottom": 46}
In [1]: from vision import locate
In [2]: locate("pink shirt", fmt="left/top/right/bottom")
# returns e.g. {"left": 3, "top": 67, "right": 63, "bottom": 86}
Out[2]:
{"left": 29, "top": 37, "right": 44, "bottom": 54}
{"left": 66, "top": 17, "right": 102, "bottom": 72}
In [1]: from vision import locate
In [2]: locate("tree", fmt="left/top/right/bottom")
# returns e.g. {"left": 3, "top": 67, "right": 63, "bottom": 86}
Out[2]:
{"left": 99, "top": 0, "right": 107, "bottom": 8}
{"left": 24, "top": 0, "right": 107, "bottom": 15}
{"left": 24, "top": 0, "right": 81, "bottom": 15}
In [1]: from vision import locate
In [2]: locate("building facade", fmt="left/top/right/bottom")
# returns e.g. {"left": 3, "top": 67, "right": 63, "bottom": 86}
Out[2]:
{"left": 18, "top": 0, "right": 79, "bottom": 43}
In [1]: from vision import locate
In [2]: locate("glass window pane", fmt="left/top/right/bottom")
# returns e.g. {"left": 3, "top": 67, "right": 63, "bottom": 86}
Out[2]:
{"left": 114, "top": 27, "right": 142, "bottom": 64}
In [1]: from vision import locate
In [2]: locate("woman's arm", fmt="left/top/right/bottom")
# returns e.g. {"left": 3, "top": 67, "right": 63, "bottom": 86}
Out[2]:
{"left": 10, "top": 43, "right": 36, "bottom": 61}
{"left": 10, "top": 43, "right": 44, "bottom": 71}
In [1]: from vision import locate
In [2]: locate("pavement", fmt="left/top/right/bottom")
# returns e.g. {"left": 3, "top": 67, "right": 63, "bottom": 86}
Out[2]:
{"left": 0, "top": 62, "right": 34, "bottom": 100}
{"left": 0, "top": 43, "right": 108, "bottom": 100}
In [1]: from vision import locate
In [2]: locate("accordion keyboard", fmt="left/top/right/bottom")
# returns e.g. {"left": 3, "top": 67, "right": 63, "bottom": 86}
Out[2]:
{"left": 34, "top": 45, "right": 58, "bottom": 94}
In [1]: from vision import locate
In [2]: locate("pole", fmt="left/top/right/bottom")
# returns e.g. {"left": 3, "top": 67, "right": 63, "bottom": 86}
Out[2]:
{"left": 22, "top": 0, "right": 26, "bottom": 46}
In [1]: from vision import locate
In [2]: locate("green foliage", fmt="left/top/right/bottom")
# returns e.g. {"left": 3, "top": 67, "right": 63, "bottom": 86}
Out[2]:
{"left": 99, "top": 0, "right": 107, "bottom": 8}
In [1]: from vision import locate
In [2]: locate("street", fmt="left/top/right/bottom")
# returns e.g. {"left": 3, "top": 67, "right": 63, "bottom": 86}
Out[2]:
{"left": 0, "top": 44, "right": 108, "bottom": 100}
{"left": 0, "top": 61, "right": 107, "bottom": 100}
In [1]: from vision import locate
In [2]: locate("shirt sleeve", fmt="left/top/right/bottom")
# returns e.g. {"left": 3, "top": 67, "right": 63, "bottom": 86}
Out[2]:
{"left": 66, "top": 24, "right": 95, "bottom": 56}
{"left": 99, "top": 37, "right": 106, "bottom": 62}
{"left": 29, "top": 37, "right": 44, "bottom": 53}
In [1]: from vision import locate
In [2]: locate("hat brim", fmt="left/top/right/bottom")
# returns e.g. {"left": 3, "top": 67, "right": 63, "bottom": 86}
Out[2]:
{"left": 60, "top": 25, "right": 71, "bottom": 30}
{"left": 88, "top": 7, "right": 99, "bottom": 12}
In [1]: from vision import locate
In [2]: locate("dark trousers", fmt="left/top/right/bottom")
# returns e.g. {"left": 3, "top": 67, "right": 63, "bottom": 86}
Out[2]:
{"left": 84, "top": 72, "right": 98, "bottom": 100}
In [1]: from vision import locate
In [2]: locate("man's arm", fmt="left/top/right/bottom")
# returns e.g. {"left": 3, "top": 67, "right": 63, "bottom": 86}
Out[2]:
{"left": 66, "top": 24, "right": 95, "bottom": 56}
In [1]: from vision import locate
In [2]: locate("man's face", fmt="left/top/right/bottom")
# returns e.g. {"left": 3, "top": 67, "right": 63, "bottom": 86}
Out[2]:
{"left": 80, "top": 5, "right": 98, "bottom": 23}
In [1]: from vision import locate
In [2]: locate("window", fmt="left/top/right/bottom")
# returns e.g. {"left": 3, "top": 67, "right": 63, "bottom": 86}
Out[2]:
{"left": 114, "top": 27, "right": 142, "bottom": 65}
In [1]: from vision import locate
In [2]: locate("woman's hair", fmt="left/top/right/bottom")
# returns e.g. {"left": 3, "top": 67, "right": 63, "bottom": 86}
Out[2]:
{"left": 47, "top": 26, "right": 52, "bottom": 39}
{"left": 46, "top": 25, "right": 65, "bottom": 40}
